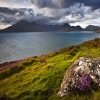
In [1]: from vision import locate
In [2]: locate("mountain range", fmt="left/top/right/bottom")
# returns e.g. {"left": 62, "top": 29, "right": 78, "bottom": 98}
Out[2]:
{"left": 0, "top": 20, "right": 100, "bottom": 32}
{"left": 0, "top": 20, "right": 61, "bottom": 32}
{"left": 85, "top": 25, "right": 100, "bottom": 31}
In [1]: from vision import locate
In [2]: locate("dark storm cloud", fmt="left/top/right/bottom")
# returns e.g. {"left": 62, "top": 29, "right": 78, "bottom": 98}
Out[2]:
{"left": 62, "top": 0, "right": 100, "bottom": 10}
{"left": 30, "top": 0, "right": 100, "bottom": 10}
{"left": 29, "top": 0, "right": 61, "bottom": 8}
{"left": 0, "top": 8, "right": 35, "bottom": 25}
{"left": 30, "top": 0, "right": 48, "bottom": 8}
{"left": 0, "top": 0, "right": 100, "bottom": 28}
{"left": 28, "top": 0, "right": 100, "bottom": 27}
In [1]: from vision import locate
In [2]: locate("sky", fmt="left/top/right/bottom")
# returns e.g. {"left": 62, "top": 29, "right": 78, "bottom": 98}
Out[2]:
{"left": 0, "top": 0, "right": 100, "bottom": 29}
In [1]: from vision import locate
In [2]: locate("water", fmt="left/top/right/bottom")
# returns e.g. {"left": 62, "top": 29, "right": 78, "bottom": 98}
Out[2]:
{"left": 0, "top": 31, "right": 100, "bottom": 64}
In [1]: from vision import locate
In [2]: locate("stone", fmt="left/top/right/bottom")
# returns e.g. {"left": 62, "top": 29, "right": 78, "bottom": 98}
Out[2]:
{"left": 58, "top": 57, "right": 100, "bottom": 97}
{"left": 79, "top": 61, "right": 83, "bottom": 66}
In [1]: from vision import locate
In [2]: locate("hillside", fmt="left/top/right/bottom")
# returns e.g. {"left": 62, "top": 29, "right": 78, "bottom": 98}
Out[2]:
{"left": 0, "top": 38, "right": 100, "bottom": 100}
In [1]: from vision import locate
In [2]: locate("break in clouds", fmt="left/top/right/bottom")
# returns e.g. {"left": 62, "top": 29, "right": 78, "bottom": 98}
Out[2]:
{"left": 0, "top": 0, "right": 100, "bottom": 28}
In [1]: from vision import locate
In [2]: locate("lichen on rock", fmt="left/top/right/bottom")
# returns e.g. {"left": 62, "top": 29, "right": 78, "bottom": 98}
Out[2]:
{"left": 58, "top": 57, "right": 100, "bottom": 97}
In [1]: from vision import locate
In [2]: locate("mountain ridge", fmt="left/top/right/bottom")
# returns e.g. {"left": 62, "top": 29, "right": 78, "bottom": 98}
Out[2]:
{"left": 0, "top": 20, "right": 84, "bottom": 32}
{"left": 85, "top": 25, "right": 100, "bottom": 31}
{"left": 0, "top": 19, "right": 100, "bottom": 32}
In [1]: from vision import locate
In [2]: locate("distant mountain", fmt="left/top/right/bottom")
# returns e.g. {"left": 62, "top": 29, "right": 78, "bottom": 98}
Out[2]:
{"left": 0, "top": 20, "right": 84, "bottom": 32}
{"left": 2, "top": 20, "right": 100, "bottom": 32}
{"left": 0, "top": 20, "right": 62, "bottom": 32}
{"left": 85, "top": 25, "right": 100, "bottom": 31}
{"left": 59, "top": 23, "right": 83, "bottom": 31}
{"left": 0, "top": 20, "right": 43, "bottom": 32}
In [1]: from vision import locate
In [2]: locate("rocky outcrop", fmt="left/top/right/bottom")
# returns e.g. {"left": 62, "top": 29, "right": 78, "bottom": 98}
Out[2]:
{"left": 58, "top": 57, "right": 100, "bottom": 97}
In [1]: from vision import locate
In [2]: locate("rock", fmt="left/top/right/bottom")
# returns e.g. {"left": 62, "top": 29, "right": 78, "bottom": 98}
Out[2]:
{"left": 58, "top": 57, "right": 100, "bottom": 97}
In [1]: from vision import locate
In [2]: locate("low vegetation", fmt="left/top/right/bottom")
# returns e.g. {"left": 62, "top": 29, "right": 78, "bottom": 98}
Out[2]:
{"left": 0, "top": 38, "right": 100, "bottom": 100}
{"left": 96, "top": 30, "right": 100, "bottom": 33}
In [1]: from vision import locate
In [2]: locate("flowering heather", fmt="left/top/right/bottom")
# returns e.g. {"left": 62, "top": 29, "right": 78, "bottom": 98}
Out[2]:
{"left": 77, "top": 75, "right": 91, "bottom": 92}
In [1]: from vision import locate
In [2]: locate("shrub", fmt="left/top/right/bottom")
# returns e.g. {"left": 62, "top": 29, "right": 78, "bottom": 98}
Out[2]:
{"left": 76, "top": 75, "right": 91, "bottom": 92}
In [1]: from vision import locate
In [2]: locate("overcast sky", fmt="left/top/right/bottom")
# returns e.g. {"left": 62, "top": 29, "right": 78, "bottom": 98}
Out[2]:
{"left": 0, "top": 0, "right": 100, "bottom": 29}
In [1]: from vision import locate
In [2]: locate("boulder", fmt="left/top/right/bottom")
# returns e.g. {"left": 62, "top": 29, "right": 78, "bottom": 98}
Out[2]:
{"left": 58, "top": 57, "right": 100, "bottom": 97}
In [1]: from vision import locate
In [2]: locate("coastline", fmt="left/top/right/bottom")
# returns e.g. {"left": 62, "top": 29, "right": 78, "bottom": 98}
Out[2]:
{"left": 0, "top": 37, "right": 100, "bottom": 71}
{"left": 0, "top": 31, "right": 100, "bottom": 64}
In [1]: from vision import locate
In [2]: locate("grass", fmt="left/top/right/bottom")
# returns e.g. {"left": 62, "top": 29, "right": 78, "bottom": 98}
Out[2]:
{"left": 0, "top": 38, "right": 100, "bottom": 100}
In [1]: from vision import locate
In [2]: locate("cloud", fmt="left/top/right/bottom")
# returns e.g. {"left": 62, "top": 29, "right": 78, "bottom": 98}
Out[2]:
{"left": 0, "top": 8, "right": 35, "bottom": 25}
{"left": 28, "top": 0, "right": 100, "bottom": 28}
{"left": 0, "top": 23, "right": 11, "bottom": 29}
{"left": 61, "top": 0, "right": 100, "bottom": 10}
{"left": 29, "top": 3, "right": 91, "bottom": 24}
{"left": 0, "top": 0, "right": 100, "bottom": 28}
{"left": 47, "top": 3, "right": 91, "bottom": 24}
{"left": 29, "top": 0, "right": 63, "bottom": 8}
{"left": 0, "top": 0, "right": 31, "bottom": 8}
{"left": 29, "top": 0, "right": 100, "bottom": 10}
{"left": 0, "top": 8, "right": 34, "bottom": 29}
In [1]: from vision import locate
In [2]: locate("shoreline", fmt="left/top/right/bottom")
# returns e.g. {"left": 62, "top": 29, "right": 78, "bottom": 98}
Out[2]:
{"left": 0, "top": 56, "right": 38, "bottom": 71}
{"left": 0, "top": 37, "right": 100, "bottom": 71}
{"left": 0, "top": 31, "right": 100, "bottom": 64}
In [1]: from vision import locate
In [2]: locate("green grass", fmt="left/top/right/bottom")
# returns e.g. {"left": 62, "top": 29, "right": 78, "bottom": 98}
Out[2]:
{"left": 0, "top": 38, "right": 100, "bottom": 100}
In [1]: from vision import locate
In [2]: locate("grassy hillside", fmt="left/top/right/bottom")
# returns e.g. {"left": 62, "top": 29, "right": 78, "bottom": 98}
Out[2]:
{"left": 0, "top": 38, "right": 100, "bottom": 100}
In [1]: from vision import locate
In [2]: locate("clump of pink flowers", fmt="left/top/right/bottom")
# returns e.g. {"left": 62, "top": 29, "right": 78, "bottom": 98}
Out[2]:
{"left": 76, "top": 75, "right": 91, "bottom": 92}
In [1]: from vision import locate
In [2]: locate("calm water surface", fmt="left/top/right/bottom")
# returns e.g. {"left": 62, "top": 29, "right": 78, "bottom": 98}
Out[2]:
{"left": 0, "top": 31, "right": 100, "bottom": 64}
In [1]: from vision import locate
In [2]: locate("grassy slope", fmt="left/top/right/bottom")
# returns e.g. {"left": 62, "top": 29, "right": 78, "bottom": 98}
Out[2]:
{"left": 0, "top": 38, "right": 100, "bottom": 100}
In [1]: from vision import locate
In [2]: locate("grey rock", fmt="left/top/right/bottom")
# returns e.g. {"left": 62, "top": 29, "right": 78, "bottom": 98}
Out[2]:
{"left": 58, "top": 57, "right": 100, "bottom": 97}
